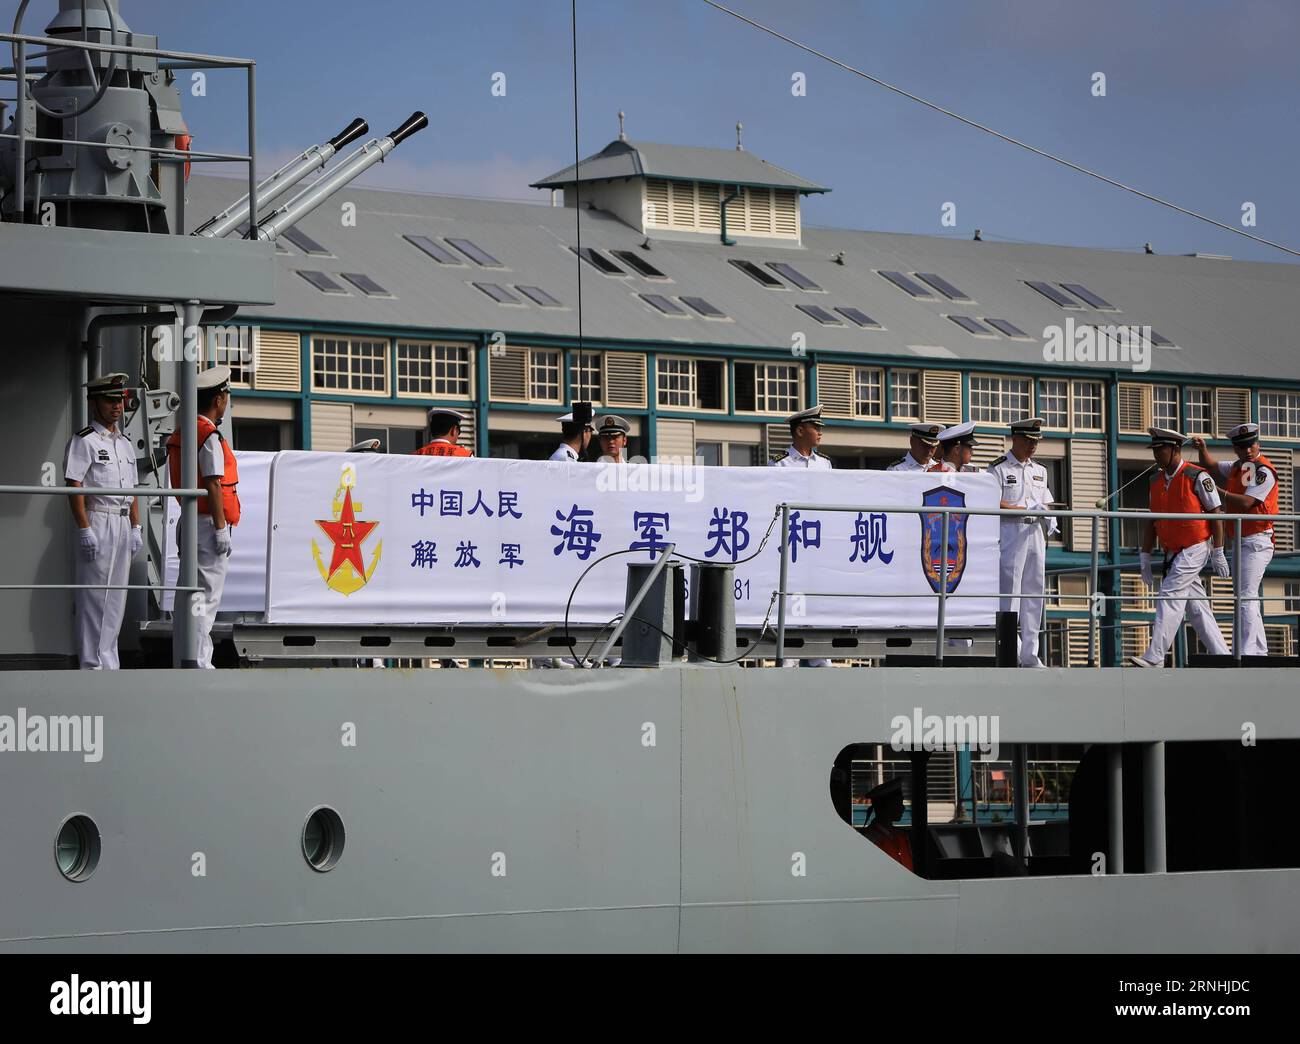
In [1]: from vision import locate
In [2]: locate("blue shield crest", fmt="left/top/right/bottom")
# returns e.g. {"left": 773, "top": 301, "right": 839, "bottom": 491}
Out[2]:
{"left": 920, "top": 487, "right": 968, "bottom": 594}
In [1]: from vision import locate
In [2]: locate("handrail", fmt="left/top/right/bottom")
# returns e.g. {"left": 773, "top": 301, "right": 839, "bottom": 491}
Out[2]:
{"left": 0, "top": 485, "right": 205, "bottom": 497}
{"left": 774, "top": 500, "right": 1299, "bottom": 667}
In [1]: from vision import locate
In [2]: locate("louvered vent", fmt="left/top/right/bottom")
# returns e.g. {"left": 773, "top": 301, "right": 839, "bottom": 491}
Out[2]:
{"left": 1121, "top": 623, "right": 1151, "bottom": 659}
{"left": 969, "top": 436, "right": 1006, "bottom": 472}
{"left": 746, "top": 187, "right": 773, "bottom": 233}
{"left": 655, "top": 418, "right": 695, "bottom": 464}
{"left": 252, "top": 330, "right": 302, "bottom": 392}
{"left": 1117, "top": 383, "right": 1150, "bottom": 433}
{"left": 774, "top": 189, "right": 799, "bottom": 237}
{"left": 1209, "top": 575, "right": 1235, "bottom": 615}
{"left": 1063, "top": 618, "right": 1091, "bottom": 667}
{"left": 1069, "top": 441, "right": 1109, "bottom": 552}
{"left": 669, "top": 181, "right": 696, "bottom": 228}
{"left": 920, "top": 370, "right": 962, "bottom": 426}
{"left": 488, "top": 345, "right": 529, "bottom": 402}
{"left": 1120, "top": 572, "right": 1155, "bottom": 613}
{"left": 1271, "top": 447, "right": 1295, "bottom": 553}
{"left": 644, "top": 179, "right": 670, "bottom": 228}
{"left": 764, "top": 422, "right": 793, "bottom": 463}
{"left": 457, "top": 407, "right": 478, "bottom": 457}
{"left": 603, "top": 351, "right": 647, "bottom": 408}
{"left": 817, "top": 364, "right": 855, "bottom": 418}
{"left": 310, "top": 401, "right": 353, "bottom": 452}
{"left": 1215, "top": 388, "right": 1251, "bottom": 432}
{"left": 697, "top": 183, "right": 721, "bottom": 231}
{"left": 1057, "top": 575, "right": 1090, "bottom": 610}
{"left": 1266, "top": 624, "right": 1295, "bottom": 657}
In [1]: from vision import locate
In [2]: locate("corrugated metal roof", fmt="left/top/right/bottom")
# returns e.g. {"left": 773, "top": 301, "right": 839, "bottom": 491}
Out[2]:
{"left": 530, "top": 138, "right": 828, "bottom": 192}
{"left": 186, "top": 176, "right": 1300, "bottom": 383}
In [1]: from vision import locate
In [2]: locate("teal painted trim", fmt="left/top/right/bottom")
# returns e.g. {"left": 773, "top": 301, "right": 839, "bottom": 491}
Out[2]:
{"left": 720, "top": 187, "right": 740, "bottom": 247}
{"left": 1103, "top": 376, "right": 1122, "bottom": 666}
{"left": 808, "top": 357, "right": 818, "bottom": 409}
{"left": 1251, "top": 385, "right": 1260, "bottom": 424}
{"left": 726, "top": 357, "right": 737, "bottom": 417}
{"left": 297, "top": 332, "right": 311, "bottom": 450}
{"left": 238, "top": 319, "right": 1300, "bottom": 390}
{"left": 961, "top": 371, "right": 969, "bottom": 419}
{"left": 475, "top": 338, "right": 490, "bottom": 452}
{"left": 646, "top": 352, "right": 658, "bottom": 459}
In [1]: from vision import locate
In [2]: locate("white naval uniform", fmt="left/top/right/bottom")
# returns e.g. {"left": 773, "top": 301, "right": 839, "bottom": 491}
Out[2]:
{"left": 1217, "top": 459, "right": 1276, "bottom": 656}
{"left": 63, "top": 420, "right": 137, "bottom": 670}
{"left": 1138, "top": 462, "right": 1230, "bottom": 665}
{"left": 988, "top": 452, "right": 1058, "bottom": 667}
{"left": 194, "top": 427, "right": 231, "bottom": 670}
{"left": 769, "top": 445, "right": 832, "bottom": 470}
{"left": 548, "top": 443, "right": 581, "bottom": 462}
{"left": 885, "top": 452, "right": 932, "bottom": 473}
{"left": 770, "top": 444, "right": 831, "bottom": 665}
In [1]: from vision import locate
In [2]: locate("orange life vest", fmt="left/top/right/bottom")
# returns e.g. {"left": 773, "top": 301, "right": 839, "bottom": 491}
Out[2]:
{"left": 1226, "top": 453, "right": 1278, "bottom": 540}
{"left": 415, "top": 440, "right": 471, "bottom": 457}
{"left": 167, "top": 415, "right": 240, "bottom": 526}
{"left": 867, "top": 826, "right": 914, "bottom": 871}
{"left": 1149, "top": 462, "right": 1211, "bottom": 555}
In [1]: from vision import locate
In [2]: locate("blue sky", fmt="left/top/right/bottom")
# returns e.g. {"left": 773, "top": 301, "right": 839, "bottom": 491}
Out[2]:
{"left": 128, "top": 0, "right": 1300, "bottom": 262}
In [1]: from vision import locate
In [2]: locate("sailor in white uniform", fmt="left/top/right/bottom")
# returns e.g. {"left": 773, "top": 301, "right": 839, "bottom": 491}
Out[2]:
{"left": 770, "top": 405, "right": 831, "bottom": 666}
{"left": 988, "top": 417, "right": 1058, "bottom": 668}
{"left": 886, "top": 424, "right": 943, "bottom": 472}
{"left": 596, "top": 414, "right": 631, "bottom": 463}
{"left": 63, "top": 373, "right": 141, "bottom": 670}
{"left": 548, "top": 402, "right": 594, "bottom": 462}
{"left": 769, "top": 405, "right": 832, "bottom": 469}
{"left": 936, "top": 421, "right": 981, "bottom": 472}
{"left": 1192, "top": 423, "right": 1277, "bottom": 657}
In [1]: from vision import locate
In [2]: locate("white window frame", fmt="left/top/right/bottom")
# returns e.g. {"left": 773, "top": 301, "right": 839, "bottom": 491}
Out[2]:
{"left": 741, "top": 361, "right": 803, "bottom": 417}
{"left": 1071, "top": 379, "right": 1104, "bottom": 432}
{"left": 1260, "top": 390, "right": 1300, "bottom": 440}
{"left": 209, "top": 326, "right": 255, "bottom": 388}
{"left": 656, "top": 355, "right": 728, "bottom": 413}
{"left": 310, "top": 335, "right": 390, "bottom": 397}
{"left": 853, "top": 366, "right": 884, "bottom": 420}
{"left": 1185, "top": 387, "right": 1214, "bottom": 435}
{"left": 969, "top": 373, "right": 1032, "bottom": 425}
{"left": 1152, "top": 384, "right": 1180, "bottom": 430}
{"left": 395, "top": 340, "right": 473, "bottom": 400}
{"left": 1039, "top": 377, "right": 1069, "bottom": 431}
{"left": 529, "top": 349, "right": 563, "bottom": 404}
{"left": 569, "top": 350, "right": 604, "bottom": 407}
{"left": 890, "top": 369, "right": 920, "bottom": 422}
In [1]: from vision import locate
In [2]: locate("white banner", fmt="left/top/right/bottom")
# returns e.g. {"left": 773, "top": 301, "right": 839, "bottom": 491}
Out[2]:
{"left": 263, "top": 452, "right": 1002, "bottom": 628}
{"left": 163, "top": 450, "right": 273, "bottom": 614}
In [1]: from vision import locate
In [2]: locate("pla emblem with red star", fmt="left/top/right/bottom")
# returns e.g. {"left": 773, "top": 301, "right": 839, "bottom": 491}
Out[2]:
{"left": 312, "top": 466, "right": 382, "bottom": 595}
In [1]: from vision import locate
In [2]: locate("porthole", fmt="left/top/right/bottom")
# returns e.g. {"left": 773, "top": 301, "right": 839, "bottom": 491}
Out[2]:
{"left": 301, "top": 806, "right": 345, "bottom": 872}
{"left": 54, "top": 814, "right": 101, "bottom": 882}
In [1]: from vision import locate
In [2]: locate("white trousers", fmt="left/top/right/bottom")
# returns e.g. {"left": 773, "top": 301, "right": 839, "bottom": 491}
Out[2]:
{"left": 1234, "top": 532, "right": 1274, "bottom": 657}
{"left": 74, "top": 511, "right": 131, "bottom": 670}
{"left": 195, "top": 516, "right": 230, "bottom": 669}
{"left": 1141, "top": 539, "right": 1229, "bottom": 664}
{"left": 999, "top": 520, "right": 1045, "bottom": 666}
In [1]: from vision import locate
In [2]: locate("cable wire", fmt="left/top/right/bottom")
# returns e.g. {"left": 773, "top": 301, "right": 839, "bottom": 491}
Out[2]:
{"left": 701, "top": 0, "right": 1300, "bottom": 259}
{"left": 570, "top": 0, "right": 585, "bottom": 352}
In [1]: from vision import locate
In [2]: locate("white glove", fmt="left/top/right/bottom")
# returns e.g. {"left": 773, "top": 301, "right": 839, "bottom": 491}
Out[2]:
{"left": 1139, "top": 551, "right": 1153, "bottom": 588}
{"left": 1210, "top": 546, "right": 1230, "bottom": 579}
{"left": 214, "top": 526, "right": 232, "bottom": 557}
{"left": 130, "top": 525, "right": 143, "bottom": 556}
{"left": 78, "top": 527, "right": 98, "bottom": 561}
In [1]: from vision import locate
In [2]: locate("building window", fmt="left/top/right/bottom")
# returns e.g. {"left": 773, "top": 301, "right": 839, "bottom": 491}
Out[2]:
{"left": 970, "top": 375, "right": 1032, "bottom": 424}
{"left": 209, "top": 326, "right": 254, "bottom": 387}
{"left": 1040, "top": 379, "right": 1069, "bottom": 429}
{"left": 1286, "top": 582, "right": 1300, "bottom": 614}
{"left": 1073, "top": 381, "right": 1103, "bottom": 431}
{"left": 570, "top": 351, "right": 603, "bottom": 405}
{"left": 890, "top": 370, "right": 920, "bottom": 421}
{"left": 733, "top": 362, "right": 802, "bottom": 414}
{"left": 529, "top": 350, "right": 561, "bottom": 403}
{"left": 1260, "top": 391, "right": 1300, "bottom": 438}
{"left": 311, "top": 336, "right": 388, "bottom": 395}
{"left": 1152, "top": 384, "right": 1179, "bottom": 429}
{"left": 657, "top": 357, "right": 726, "bottom": 411}
{"left": 854, "top": 367, "right": 884, "bottom": 420}
{"left": 396, "top": 342, "right": 472, "bottom": 399}
{"left": 1185, "top": 388, "right": 1213, "bottom": 433}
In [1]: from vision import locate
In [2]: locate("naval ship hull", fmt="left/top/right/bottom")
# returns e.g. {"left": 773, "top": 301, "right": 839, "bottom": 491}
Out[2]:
{"left": 2, "top": 666, "right": 1297, "bottom": 953}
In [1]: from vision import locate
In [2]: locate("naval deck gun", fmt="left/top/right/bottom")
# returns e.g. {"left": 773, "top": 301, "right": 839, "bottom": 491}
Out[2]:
{"left": 0, "top": 0, "right": 426, "bottom": 667}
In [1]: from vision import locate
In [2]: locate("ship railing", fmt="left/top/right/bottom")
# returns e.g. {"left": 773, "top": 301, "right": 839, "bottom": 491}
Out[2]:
{"left": 0, "top": 484, "right": 205, "bottom": 594}
{"left": 775, "top": 502, "right": 1300, "bottom": 667}
{"left": 0, "top": 28, "right": 258, "bottom": 229}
